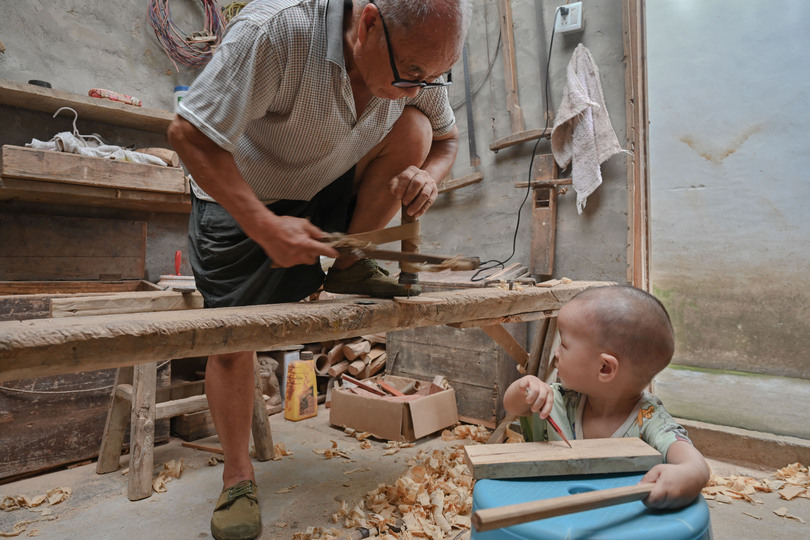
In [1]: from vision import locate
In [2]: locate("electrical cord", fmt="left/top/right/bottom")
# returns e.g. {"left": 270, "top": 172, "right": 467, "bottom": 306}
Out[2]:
{"left": 148, "top": 0, "right": 226, "bottom": 71}
{"left": 471, "top": 6, "right": 564, "bottom": 282}
{"left": 450, "top": 30, "right": 502, "bottom": 111}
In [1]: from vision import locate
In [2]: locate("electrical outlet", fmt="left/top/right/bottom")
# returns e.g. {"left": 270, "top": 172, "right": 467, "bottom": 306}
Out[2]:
{"left": 555, "top": 2, "right": 584, "bottom": 34}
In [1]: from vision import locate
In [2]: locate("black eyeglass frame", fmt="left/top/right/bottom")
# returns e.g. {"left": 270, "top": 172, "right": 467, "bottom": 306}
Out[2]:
{"left": 369, "top": 0, "right": 452, "bottom": 89}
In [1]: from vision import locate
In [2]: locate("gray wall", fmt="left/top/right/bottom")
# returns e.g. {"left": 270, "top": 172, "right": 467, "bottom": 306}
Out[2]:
{"left": 647, "top": 0, "right": 810, "bottom": 380}
{"left": 1, "top": 0, "right": 632, "bottom": 284}
{"left": 431, "top": 0, "right": 631, "bottom": 283}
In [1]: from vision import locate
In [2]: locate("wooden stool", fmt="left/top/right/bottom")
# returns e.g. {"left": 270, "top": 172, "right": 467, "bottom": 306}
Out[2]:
{"left": 96, "top": 354, "right": 274, "bottom": 501}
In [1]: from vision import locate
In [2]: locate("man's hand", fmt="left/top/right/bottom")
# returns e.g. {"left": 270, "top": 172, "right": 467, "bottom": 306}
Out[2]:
{"left": 260, "top": 214, "right": 338, "bottom": 268}
{"left": 389, "top": 165, "right": 439, "bottom": 219}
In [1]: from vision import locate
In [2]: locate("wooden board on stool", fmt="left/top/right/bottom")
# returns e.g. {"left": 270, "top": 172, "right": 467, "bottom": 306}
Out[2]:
{"left": 464, "top": 437, "right": 662, "bottom": 479}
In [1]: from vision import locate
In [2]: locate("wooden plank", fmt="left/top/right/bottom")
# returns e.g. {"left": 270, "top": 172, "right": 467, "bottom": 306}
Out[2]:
{"left": 448, "top": 309, "right": 556, "bottom": 329}
{"left": 482, "top": 324, "right": 529, "bottom": 368}
{"left": 464, "top": 438, "right": 662, "bottom": 480}
{"left": 0, "top": 78, "right": 173, "bottom": 133}
{"left": 0, "top": 281, "right": 608, "bottom": 383}
{"left": 472, "top": 484, "right": 654, "bottom": 532}
{"left": 0, "top": 214, "right": 146, "bottom": 281}
{"left": 530, "top": 187, "right": 557, "bottom": 277}
{"left": 0, "top": 177, "right": 191, "bottom": 213}
{"left": 622, "top": 0, "right": 651, "bottom": 289}
{"left": 1, "top": 145, "right": 186, "bottom": 194}
{"left": 489, "top": 128, "right": 551, "bottom": 152}
{"left": 50, "top": 291, "right": 203, "bottom": 318}
{"left": 0, "top": 281, "right": 160, "bottom": 295}
{"left": 438, "top": 172, "right": 483, "bottom": 194}
{"left": 498, "top": 0, "right": 523, "bottom": 134}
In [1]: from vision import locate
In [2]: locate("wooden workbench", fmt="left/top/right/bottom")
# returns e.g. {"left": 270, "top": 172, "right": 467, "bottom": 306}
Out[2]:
{"left": 0, "top": 281, "right": 606, "bottom": 383}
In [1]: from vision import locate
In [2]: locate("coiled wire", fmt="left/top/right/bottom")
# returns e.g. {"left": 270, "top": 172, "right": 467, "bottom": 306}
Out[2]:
{"left": 148, "top": 0, "right": 226, "bottom": 70}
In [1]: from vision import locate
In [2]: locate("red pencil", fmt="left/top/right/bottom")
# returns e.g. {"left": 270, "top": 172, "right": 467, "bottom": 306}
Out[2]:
{"left": 545, "top": 415, "right": 573, "bottom": 448}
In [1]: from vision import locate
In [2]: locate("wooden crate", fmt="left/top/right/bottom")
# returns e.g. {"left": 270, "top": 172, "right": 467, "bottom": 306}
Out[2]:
{"left": 0, "top": 281, "right": 171, "bottom": 482}
{"left": 386, "top": 322, "right": 525, "bottom": 428}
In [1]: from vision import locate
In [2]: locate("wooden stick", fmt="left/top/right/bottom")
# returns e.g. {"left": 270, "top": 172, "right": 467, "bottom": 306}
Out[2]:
{"left": 472, "top": 483, "right": 653, "bottom": 532}
{"left": 181, "top": 441, "right": 224, "bottom": 455}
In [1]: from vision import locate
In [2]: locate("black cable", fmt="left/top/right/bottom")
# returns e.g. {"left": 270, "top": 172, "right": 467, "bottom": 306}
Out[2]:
{"left": 471, "top": 6, "right": 563, "bottom": 282}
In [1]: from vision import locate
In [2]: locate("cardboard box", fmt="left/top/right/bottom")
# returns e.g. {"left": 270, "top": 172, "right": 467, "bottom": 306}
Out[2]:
{"left": 329, "top": 375, "right": 459, "bottom": 442}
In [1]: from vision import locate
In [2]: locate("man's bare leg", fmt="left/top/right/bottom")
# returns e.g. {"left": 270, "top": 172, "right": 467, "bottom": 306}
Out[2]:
{"left": 333, "top": 107, "right": 432, "bottom": 270}
{"left": 206, "top": 350, "right": 257, "bottom": 487}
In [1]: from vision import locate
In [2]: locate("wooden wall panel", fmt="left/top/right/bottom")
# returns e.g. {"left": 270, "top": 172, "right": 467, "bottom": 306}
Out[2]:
{"left": 0, "top": 214, "right": 146, "bottom": 280}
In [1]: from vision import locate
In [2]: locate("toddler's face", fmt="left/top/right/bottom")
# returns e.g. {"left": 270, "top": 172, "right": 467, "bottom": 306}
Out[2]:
{"left": 554, "top": 301, "right": 602, "bottom": 391}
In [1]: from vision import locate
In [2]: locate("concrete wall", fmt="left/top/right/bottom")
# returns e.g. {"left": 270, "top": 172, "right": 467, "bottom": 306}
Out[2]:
{"left": 647, "top": 0, "right": 810, "bottom": 380}
{"left": 431, "top": 0, "right": 631, "bottom": 283}
{"left": 0, "top": 0, "right": 632, "bottom": 283}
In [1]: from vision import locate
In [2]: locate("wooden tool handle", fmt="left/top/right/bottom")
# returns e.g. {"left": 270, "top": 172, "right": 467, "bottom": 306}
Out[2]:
{"left": 135, "top": 147, "right": 180, "bottom": 167}
{"left": 472, "top": 483, "right": 654, "bottom": 532}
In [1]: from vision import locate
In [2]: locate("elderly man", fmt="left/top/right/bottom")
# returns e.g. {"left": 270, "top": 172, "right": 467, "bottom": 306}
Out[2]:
{"left": 168, "top": 0, "right": 471, "bottom": 538}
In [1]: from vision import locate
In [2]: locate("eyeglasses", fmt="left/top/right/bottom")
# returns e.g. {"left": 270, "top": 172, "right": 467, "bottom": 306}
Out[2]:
{"left": 369, "top": 0, "right": 452, "bottom": 89}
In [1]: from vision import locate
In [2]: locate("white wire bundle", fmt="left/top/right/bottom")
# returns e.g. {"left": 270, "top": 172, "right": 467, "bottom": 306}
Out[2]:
{"left": 148, "top": 0, "right": 226, "bottom": 70}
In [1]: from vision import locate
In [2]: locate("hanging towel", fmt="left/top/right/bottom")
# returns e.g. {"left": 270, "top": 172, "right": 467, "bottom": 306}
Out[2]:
{"left": 551, "top": 44, "right": 623, "bottom": 214}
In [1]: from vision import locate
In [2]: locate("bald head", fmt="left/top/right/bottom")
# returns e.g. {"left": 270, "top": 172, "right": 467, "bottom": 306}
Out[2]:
{"left": 568, "top": 285, "right": 675, "bottom": 383}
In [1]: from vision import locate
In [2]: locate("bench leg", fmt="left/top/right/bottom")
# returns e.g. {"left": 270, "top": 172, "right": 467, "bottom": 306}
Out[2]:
{"left": 128, "top": 362, "right": 157, "bottom": 501}
{"left": 251, "top": 354, "right": 275, "bottom": 461}
{"left": 97, "top": 366, "right": 133, "bottom": 474}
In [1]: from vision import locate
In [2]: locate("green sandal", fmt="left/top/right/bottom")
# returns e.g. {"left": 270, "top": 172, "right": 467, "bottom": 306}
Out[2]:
{"left": 323, "top": 259, "right": 421, "bottom": 298}
{"left": 210, "top": 480, "right": 261, "bottom": 540}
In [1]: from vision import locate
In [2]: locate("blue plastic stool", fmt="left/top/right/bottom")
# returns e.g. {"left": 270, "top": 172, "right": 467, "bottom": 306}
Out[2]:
{"left": 472, "top": 473, "right": 712, "bottom": 540}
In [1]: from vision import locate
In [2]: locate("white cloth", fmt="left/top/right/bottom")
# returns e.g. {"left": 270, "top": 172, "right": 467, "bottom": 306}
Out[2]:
{"left": 551, "top": 44, "right": 623, "bottom": 214}
{"left": 26, "top": 132, "right": 166, "bottom": 166}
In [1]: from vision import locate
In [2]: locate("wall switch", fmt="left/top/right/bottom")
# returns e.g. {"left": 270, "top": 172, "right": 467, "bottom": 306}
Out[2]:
{"left": 555, "top": 2, "right": 584, "bottom": 34}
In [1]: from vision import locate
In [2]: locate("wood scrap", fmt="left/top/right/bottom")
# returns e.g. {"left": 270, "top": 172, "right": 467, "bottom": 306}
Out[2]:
{"left": 327, "top": 360, "right": 351, "bottom": 378}
{"left": 464, "top": 438, "right": 662, "bottom": 479}
{"left": 343, "top": 339, "right": 371, "bottom": 361}
{"left": 135, "top": 147, "right": 180, "bottom": 167}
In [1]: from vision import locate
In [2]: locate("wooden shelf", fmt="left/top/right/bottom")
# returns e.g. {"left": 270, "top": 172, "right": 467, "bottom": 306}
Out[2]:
{"left": 0, "top": 78, "right": 173, "bottom": 133}
{"left": 0, "top": 145, "right": 190, "bottom": 213}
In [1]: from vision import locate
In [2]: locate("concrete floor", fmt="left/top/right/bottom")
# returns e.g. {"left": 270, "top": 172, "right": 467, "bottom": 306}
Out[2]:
{"left": 1, "top": 407, "right": 808, "bottom": 539}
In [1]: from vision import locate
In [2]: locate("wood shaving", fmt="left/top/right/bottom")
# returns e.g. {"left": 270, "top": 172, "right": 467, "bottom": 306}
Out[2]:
{"left": 441, "top": 424, "right": 491, "bottom": 443}
{"left": 1, "top": 488, "right": 71, "bottom": 512}
{"left": 152, "top": 459, "right": 184, "bottom": 493}
{"left": 275, "top": 485, "right": 299, "bottom": 494}
{"left": 701, "top": 462, "right": 809, "bottom": 505}
{"left": 322, "top": 445, "right": 474, "bottom": 539}
{"left": 273, "top": 442, "right": 294, "bottom": 460}
{"left": 0, "top": 516, "right": 57, "bottom": 538}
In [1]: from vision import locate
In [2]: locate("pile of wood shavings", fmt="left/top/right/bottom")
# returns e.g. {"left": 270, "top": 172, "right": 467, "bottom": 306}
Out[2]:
{"left": 293, "top": 444, "right": 476, "bottom": 540}
{"left": 702, "top": 462, "right": 808, "bottom": 523}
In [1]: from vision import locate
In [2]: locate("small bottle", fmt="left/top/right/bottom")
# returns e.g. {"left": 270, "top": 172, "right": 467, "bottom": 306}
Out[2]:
{"left": 284, "top": 351, "right": 318, "bottom": 421}
{"left": 173, "top": 85, "right": 189, "bottom": 113}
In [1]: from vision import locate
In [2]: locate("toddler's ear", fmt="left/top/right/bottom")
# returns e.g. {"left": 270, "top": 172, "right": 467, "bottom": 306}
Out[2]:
{"left": 598, "top": 352, "right": 618, "bottom": 381}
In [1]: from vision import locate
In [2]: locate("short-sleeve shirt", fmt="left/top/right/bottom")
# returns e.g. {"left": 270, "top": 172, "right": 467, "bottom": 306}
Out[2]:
{"left": 520, "top": 383, "right": 692, "bottom": 461}
{"left": 177, "top": 0, "right": 456, "bottom": 203}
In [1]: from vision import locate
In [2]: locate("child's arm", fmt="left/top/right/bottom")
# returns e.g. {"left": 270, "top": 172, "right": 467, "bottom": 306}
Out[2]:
{"left": 641, "top": 440, "right": 710, "bottom": 509}
{"left": 503, "top": 375, "right": 554, "bottom": 418}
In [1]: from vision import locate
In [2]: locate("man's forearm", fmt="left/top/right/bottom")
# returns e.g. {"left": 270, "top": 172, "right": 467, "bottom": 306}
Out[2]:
{"left": 422, "top": 127, "right": 460, "bottom": 184}
{"left": 167, "top": 117, "right": 278, "bottom": 238}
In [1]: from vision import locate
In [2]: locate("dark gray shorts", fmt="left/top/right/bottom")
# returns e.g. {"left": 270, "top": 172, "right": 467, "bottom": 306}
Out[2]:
{"left": 188, "top": 168, "right": 355, "bottom": 308}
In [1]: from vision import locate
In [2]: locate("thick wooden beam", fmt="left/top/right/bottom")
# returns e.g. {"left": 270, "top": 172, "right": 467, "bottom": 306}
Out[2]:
{"left": 0, "top": 282, "right": 606, "bottom": 383}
